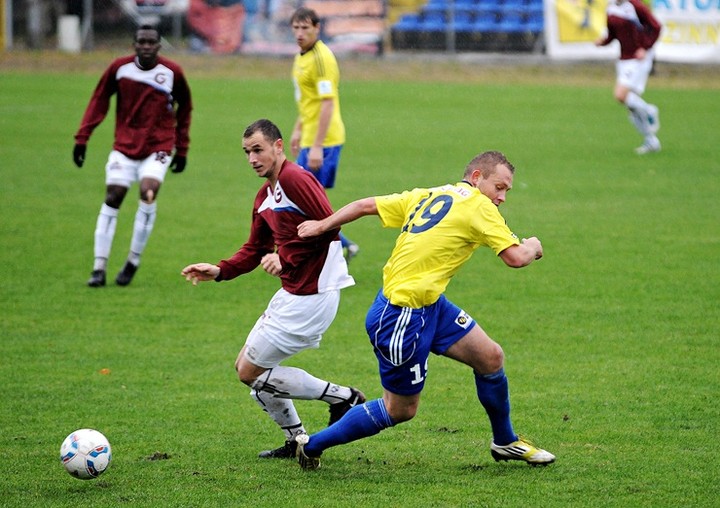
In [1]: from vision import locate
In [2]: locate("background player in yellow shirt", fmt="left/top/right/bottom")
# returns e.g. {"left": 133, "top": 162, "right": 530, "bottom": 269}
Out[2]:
{"left": 295, "top": 151, "right": 555, "bottom": 469}
{"left": 289, "top": 7, "right": 359, "bottom": 261}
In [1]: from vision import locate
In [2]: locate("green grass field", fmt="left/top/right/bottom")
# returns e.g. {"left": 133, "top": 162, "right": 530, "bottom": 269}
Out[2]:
{"left": 1, "top": 53, "right": 719, "bottom": 507}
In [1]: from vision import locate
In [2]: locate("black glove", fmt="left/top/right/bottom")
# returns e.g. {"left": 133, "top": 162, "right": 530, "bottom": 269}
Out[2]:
{"left": 170, "top": 155, "right": 187, "bottom": 173}
{"left": 73, "top": 144, "right": 86, "bottom": 168}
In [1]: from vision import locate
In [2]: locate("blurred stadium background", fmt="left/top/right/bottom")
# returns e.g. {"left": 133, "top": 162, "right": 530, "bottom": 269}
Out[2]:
{"left": 3, "top": 0, "right": 719, "bottom": 62}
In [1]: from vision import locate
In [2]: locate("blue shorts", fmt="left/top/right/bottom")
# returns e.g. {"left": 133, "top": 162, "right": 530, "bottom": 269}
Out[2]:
{"left": 296, "top": 145, "right": 343, "bottom": 189}
{"left": 365, "top": 291, "right": 476, "bottom": 396}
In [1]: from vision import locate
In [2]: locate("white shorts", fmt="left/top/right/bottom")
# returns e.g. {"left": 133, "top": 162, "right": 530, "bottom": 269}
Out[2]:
{"left": 616, "top": 48, "right": 655, "bottom": 95}
{"left": 243, "top": 288, "right": 341, "bottom": 369}
{"left": 105, "top": 150, "right": 171, "bottom": 187}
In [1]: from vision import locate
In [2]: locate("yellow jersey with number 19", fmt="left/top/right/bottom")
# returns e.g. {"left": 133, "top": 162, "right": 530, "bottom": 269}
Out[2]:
{"left": 292, "top": 40, "right": 345, "bottom": 148}
{"left": 375, "top": 181, "right": 520, "bottom": 308}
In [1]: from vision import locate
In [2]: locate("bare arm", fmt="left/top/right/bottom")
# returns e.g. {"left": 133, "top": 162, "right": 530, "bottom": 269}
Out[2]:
{"left": 314, "top": 99, "right": 333, "bottom": 147}
{"left": 498, "top": 237, "right": 543, "bottom": 268}
{"left": 290, "top": 117, "right": 302, "bottom": 158}
{"left": 307, "top": 99, "right": 334, "bottom": 170}
{"left": 298, "top": 197, "right": 378, "bottom": 238}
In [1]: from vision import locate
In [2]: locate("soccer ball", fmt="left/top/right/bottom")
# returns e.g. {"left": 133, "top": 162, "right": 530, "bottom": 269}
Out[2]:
{"left": 60, "top": 429, "right": 112, "bottom": 480}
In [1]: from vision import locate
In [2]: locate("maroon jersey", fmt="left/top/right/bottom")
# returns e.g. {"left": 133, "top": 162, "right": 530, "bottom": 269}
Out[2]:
{"left": 75, "top": 55, "right": 192, "bottom": 159}
{"left": 599, "top": 0, "right": 662, "bottom": 60}
{"left": 217, "top": 160, "right": 353, "bottom": 295}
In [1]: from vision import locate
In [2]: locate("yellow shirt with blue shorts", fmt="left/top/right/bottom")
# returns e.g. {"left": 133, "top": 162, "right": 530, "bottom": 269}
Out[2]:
{"left": 292, "top": 40, "right": 345, "bottom": 148}
{"left": 368, "top": 181, "right": 520, "bottom": 395}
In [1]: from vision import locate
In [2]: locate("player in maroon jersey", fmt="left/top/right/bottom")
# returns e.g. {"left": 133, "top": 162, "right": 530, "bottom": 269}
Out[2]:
{"left": 181, "top": 119, "right": 365, "bottom": 459}
{"left": 73, "top": 25, "right": 192, "bottom": 287}
{"left": 595, "top": 0, "right": 662, "bottom": 154}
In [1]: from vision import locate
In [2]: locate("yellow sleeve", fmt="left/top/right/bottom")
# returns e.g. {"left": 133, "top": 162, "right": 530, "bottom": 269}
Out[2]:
{"left": 470, "top": 201, "right": 520, "bottom": 255}
{"left": 376, "top": 189, "right": 430, "bottom": 229}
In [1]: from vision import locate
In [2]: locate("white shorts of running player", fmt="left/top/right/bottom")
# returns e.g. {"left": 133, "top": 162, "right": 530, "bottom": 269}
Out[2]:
{"left": 105, "top": 150, "right": 172, "bottom": 187}
{"left": 616, "top": 47, "right": 655, "bottom": 95}
{"left": 243, "top": 288, "right": 341, "bottom": 369}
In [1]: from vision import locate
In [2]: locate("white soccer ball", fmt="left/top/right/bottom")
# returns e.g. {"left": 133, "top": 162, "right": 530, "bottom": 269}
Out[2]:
{"left": 60, "top": 429, "right": 112, "bottom": 480}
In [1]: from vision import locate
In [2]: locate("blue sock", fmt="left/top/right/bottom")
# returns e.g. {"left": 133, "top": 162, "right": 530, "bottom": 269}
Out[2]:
{"left": 474, "top": 369, "right": 517, "bottom": 446}
{"left": 305, "top": 399, "right": 395, "bottom": 456}
{"left": 340, "top": 232, "right": 350, "bottom": 248}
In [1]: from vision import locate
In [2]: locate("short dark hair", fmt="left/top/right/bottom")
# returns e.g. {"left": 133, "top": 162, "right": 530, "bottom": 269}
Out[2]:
{"left": 134, "top": 24, "right": 160, "bottom": 41}
{"left": 243, "top": 119, "right": 282, "bottom": 143}
{"left": 464, "top": 151, "right": 515, "bottom": 179}
{"left": 291, "top": 7, "right": 320, "bottom": 25}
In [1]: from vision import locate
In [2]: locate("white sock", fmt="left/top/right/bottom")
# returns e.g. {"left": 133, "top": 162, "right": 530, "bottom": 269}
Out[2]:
{"left": 625, "top": 92, "right": 652, "bottom": 135}
{"left": 253, "top": 366, "right": 352, "bottom": 404}
{"left": 250, "top": 389, "right": 305, "bottom": 440}
{"left": 628, "top": 111, "right": 643, "bottom": 132}
{"left": 93, "top": 203, "right": 118, "bottom": 271}
{"left": 128, "top": 200, "right": 156, "bottom": 266}
{"left": 625, "top": 91, "right": 649, "bottom": 113}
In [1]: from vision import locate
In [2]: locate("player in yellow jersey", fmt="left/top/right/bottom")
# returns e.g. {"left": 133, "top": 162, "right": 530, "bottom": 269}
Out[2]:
{"left": 294, "top": 151, "right": 555, "bottom": 469}
{"left": 289, "top": 7, "right": 359, "bottom": 261}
